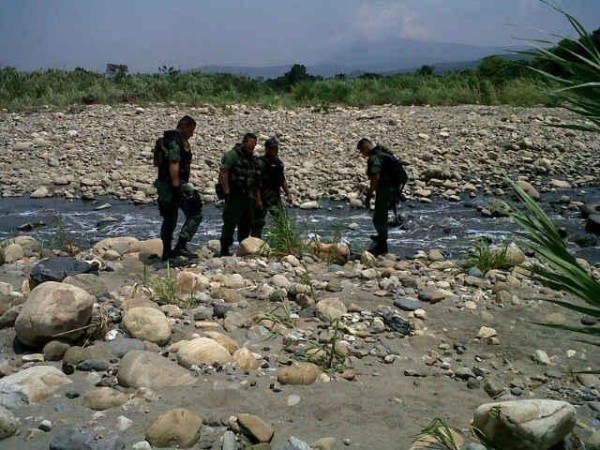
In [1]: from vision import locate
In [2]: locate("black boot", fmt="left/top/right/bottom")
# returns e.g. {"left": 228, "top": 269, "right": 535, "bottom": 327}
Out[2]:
{"left": 173, "top": 238, "right": 196, "bottom": 259}
{"left": 368, "top": 236, "right": 388, "bottom": 256}
{"left": 161, "top": 238, "right": 172, "bottom": 261}
{"left": 219, "top": 238, "right": 231, "bottom": 257}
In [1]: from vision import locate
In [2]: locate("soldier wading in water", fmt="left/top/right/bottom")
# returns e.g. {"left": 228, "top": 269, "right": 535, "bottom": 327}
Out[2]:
{"left": 251, "top": 136, "right": 293, "bottom": 238}
{"left": 357, "top": 138, "right": 408, "bottom": 256}
{"left": 218, "top": 133, "right": 262, "bottom": 257}
{"left": 153, "top": 115, "right": 203, "bottom": 260}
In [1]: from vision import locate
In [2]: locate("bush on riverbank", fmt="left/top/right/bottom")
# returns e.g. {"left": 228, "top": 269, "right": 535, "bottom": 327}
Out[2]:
{"left": 0, "top": 66, "right": 556, "bottom": 110}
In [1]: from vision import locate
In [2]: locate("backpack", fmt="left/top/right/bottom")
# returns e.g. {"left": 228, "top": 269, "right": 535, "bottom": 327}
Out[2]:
{"left": 153, "top": 137, "right": 166, "bottom": 167}
{"left": 153, "top": 130, "right": 180, "bottom": 167}
{"left": 378, "top": 146, "right": 408, "bottom": 201}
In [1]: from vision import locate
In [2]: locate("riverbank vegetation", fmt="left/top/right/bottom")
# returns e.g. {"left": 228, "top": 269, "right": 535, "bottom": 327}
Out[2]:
{"left": 1, "top": 24, "right": 597, "bottom": 110}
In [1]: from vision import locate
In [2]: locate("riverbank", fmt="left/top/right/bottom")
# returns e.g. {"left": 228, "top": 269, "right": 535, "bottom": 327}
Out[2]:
{"left": 0, "top": 233, "right": 598, "bottom": 449}
{"left": 1, "top": 105, "right": 598, "bottom": 205}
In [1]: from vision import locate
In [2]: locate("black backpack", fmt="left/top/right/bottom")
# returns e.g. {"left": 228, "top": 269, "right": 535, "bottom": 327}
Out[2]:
{"left": 377, "top": 146, "right": 409, "bottom": 202}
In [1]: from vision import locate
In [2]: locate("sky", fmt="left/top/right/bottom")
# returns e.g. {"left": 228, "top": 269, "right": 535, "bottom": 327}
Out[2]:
{"left": 0, "top": 0, "right": 598, "bottom": 72}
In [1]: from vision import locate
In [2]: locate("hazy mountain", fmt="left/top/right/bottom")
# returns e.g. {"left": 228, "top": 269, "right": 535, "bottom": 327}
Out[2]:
{"left": 196, "top": 38, "right": 523, "bottom": 78}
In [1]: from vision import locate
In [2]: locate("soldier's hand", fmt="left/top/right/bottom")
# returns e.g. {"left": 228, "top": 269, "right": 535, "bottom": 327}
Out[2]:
{"left": 286, "top": 194, "right": 293, "bottom": 205}
{"left": 364, "top": 193, "right": 372, "bottom": 209}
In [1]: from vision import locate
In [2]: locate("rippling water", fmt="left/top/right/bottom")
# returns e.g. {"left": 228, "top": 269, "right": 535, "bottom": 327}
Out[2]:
{"left": 1, "top": 190, "right": 599, "bottom": 262}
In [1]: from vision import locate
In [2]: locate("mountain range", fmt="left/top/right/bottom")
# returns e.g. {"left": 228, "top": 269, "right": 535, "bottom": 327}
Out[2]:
{"left": 196, "top": 37, "right": 523, "bottom": 78}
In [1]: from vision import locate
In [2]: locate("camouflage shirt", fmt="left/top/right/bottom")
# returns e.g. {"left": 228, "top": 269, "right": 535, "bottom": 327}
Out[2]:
{"left": 221, "top": 144, "right": 260, "bottom": 197}
{"left": 157, "top": 130, "right": 192, "bottom": 183}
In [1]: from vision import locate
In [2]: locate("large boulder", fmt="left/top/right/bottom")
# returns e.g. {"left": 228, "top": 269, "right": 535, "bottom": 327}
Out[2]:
{"left": 62, "top": 274, "right": 108, "bottom": 298}
{"left": 146, "top": 408, "right": 202, "bottom": 449}
{"left": 122, "top": 307, "right": 171, "bottom": 345}
{"left": 0, "top": 365, "right": 72, "bottom": 409}
{"left": 117, "top": 351, "right": 195, "bottom": 389}
{"left": 177, "top": 337, "right": 231, "bottom": 368}
{"left": 15, "top": 281, "right": 95, "bottom": 347}
{"left": 473, "top": 400, "right": 576, "bottom": 450}
{"left": 0, "top": 405, "right": 19, "bottom": 439}
{"left": 29, "top": 257, "right": 98, "bottom": 289}
{"left": 3, "top": 244, "right": 24, "bottom": 264}
{"left": 238, "top": 237, "right": 270, "bottom": 256}
{"left": 138, "top": 239, "right": 163, "bottom": 258}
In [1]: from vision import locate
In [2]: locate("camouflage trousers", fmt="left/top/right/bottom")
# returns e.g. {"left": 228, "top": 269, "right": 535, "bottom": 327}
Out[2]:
{"left": 155, "top": 181, "right": 203, "bottom": 245}
{"left": 252, "top": 192, "right": 284, "bottom": 239}
{"left": 220, "top": 193, "right": 255, "bottom": 248}
{"left": 373, "top": 188, "right": 396, "bottom": 241}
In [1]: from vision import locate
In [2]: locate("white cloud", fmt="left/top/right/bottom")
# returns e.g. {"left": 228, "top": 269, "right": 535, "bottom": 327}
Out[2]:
{"left": 352, "top": 1, "right": 431, "bottom": 41}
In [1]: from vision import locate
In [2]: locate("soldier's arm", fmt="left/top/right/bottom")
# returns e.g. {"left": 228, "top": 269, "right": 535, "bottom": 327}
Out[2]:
{"left": 220, "top": 170, "right": 231, "bottom": 196}
{"left": 367, "top": 173, "right": 380, "bottom": 196}
{"left": 166, "top": 140, "right": 181, "bottom": 188}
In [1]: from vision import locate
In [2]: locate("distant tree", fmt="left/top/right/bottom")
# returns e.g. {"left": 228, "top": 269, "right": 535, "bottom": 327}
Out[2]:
{"left": 477, "top": 56, "right": 528, "bottom": 83}
{"left": 268, "top": 64, "right": 316, "bottom": 91}
{"left": 416, "top": 65, "right": 435, "bottom": 76}
{"left": 334, "top": 73, "right": 347, "bottom": 80}
{"left": 106, "top": 63, "right": 128, "bottom": 82}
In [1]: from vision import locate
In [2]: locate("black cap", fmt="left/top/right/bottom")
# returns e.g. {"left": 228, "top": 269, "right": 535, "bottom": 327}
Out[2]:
{"left": 265, "top": 136, "right": 279, "bottom": 149}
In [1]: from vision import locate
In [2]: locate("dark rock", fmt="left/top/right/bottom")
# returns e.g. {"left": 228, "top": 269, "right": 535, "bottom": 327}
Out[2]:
{"left": 77, "top": 359, "right": 109, "bottom": 372}
{"left": 377, "top": 312, "right": 412, "bottom": 335}
{"left": 393, "top": 298, "right": 424, "bottom": 312}
{"left": 29, "top": 257, "right": 98, "bottom": 289}
{"left": 582, "top": 316, "right": 599, "bottom": 326}
{"left": 572, "top": 233, "right": 598, "bottom": 247}
{"left": 586, "top": 215, "right": 600, "bottom": 235}
{"left": 511, "top": 386, "right": 524, "bottom": 396}
{"left": 213, "top": 303, "right": 230, "bottom": 319}
{"left": 582, "top": 203, "right": 600, "bottom": 219}
{"left": 467, "top": 267, "right": 483, "bottom": 278}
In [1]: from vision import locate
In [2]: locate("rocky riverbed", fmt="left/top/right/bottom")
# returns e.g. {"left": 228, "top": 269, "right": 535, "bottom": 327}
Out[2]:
{"left": 0, "top": 104, "right": 599, "bottom": 449}
{"left": 1, "top": 104, "right": 599, "bottom": 204}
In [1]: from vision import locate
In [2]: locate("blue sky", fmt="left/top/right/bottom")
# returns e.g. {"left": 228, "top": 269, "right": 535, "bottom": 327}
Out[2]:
{"left": 0, "top": 0, "right": 598, "bottom": 72}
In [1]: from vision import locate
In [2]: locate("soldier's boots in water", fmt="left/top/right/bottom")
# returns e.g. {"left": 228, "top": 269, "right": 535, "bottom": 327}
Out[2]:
{"left": 219, "top": 238, "right": 232, "bottom": 257}
{"left": 368, "top": 235, "right": 388, "bottom": 256}
{"left": 172, "top": 238, "right": 196, "bottom": 259}
{"left": 161, "top": 238, "right": 172, "bottom": 261}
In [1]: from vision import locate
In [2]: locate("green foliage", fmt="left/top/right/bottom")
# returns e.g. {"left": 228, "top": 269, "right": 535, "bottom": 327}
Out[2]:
{"left": 526, "top": 1, "right": 600, "bottom": 132}
{"left": 302, "top": 319, "right": 347, "bottom": 372}
{"left": 510, "top": 180, "right": 600, "bottom": 353}
{"left": 265, "top": 207, "right": 305, "bottom": 257}
{"left": 465, "top": 238, "right": 512, "bottom": 273}
{"left": 415, "top": 418, "right": 462, "bottom": 450}
{"left": 0, "top": 65, "right": 555, "bottom": 110}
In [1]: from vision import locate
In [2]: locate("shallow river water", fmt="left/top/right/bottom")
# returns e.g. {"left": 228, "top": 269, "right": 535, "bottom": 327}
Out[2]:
{"left": 1, "top": 189, "right": 599, "bottom": 263}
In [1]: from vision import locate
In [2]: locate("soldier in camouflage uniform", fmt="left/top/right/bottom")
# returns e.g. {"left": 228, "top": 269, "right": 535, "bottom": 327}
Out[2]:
{"left": 153, "top": 115, "right": 203, "bottom": 260}
{"left": 218, "top": 133, "right": 262, "bottom": 256}
{"left": 251, "top": 137, "right": 293, "bottom": 238}
{"left": 357, "top": 138, "right": 397, "bottom": 256}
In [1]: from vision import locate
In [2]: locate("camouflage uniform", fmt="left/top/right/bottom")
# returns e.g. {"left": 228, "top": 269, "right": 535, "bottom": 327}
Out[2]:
{"left": 154, "top": 130, "right": 203, "bottom": 258}
{"left": 219, "top": 144, "right": 260, "bottom": 252}
{"left": 252, "top": 154, "right": 286, "bottom": 238}
{"left": 367, "top": 145, "right": 397, "bottom": 253}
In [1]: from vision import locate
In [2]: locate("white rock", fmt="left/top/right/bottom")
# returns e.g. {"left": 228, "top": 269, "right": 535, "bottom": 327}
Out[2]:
{"left": 0, "top": 366, "right": 72, "bottom": 409}
{"left": 477, "top": 326, "right": 497, "bottom": 339}
{"left": 122, "top": 307, "right": 171, "bottom": 345}
{"left": 473, "top": 400, "right": 576, "bottom": 450}
{"left": 30, "top": 187, "right": 50, "bottom": 198}
{"left": 299, "top": 201, "right": 319, "bottom": 209}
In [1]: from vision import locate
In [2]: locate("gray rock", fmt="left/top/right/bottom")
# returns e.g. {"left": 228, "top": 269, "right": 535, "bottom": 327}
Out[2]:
{"left": 222, "top": 430, "right": 238, "bottom": 450}
{"left": 77, "top": 359, "right": 109, "bottom": 372}
{"left": 0, "top": 405, "right": 18, "bottom": 440}
{"left": 393, "top": 298, "right": 424, "bottom": 312}
{"left": 49, "top": 427, "right": 95, "bottom": 450}
{"left": 43, "top": 341, "right": 71, "bottom": 361}
{"left": 106, "top": 338, "right": 145, "bottom": 358}
{"left": 279, "top": 436, "right": 312, "bottom": 450}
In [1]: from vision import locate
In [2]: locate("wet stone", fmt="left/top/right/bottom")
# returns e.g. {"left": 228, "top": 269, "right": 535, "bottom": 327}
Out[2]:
{"left": 393, "top": 298, "right": 424, "bottom": 312}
